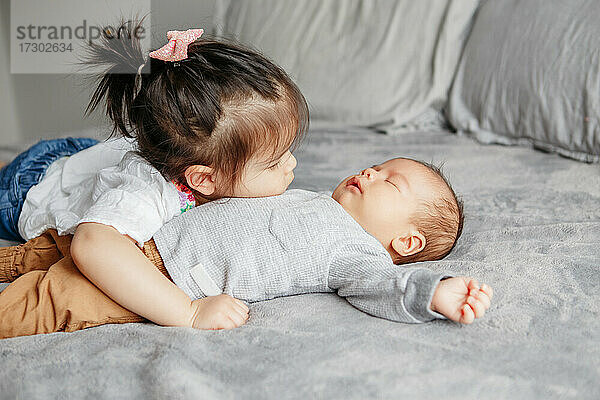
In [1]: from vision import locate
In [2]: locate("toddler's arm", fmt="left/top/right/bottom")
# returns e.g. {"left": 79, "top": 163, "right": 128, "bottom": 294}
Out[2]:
{"left": 71, "top": 222, "right": 248, "bottom": 329}
{"left": 431, "top": 277, "right": 493, "bottom": 324}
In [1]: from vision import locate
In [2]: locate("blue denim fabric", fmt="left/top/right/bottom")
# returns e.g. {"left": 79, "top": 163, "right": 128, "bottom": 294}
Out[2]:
{"left": 0, "top": 137, "right": 99, "bottom": 242}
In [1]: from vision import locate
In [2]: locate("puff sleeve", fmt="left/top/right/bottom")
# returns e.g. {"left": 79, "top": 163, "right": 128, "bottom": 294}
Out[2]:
{"left": 78, "top": 152, "right": 181, "bottom": 247}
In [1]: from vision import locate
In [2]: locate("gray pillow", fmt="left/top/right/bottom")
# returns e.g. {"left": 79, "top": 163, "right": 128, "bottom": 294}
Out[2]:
{"left": 215, "top": 0, "right": 478, "bottom": 132}
{"left": 448, "top": 0, "right": 600, "bottom": 163}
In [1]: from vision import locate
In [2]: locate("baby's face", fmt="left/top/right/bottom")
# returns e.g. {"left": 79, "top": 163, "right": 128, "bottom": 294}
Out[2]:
{"left": 332, "top": 158, "right": 439, "bottom": 256}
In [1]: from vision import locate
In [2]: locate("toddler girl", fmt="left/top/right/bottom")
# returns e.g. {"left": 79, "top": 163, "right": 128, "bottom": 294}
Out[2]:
{"left": 0, "top": 20, "right": 308, "bottom": 329}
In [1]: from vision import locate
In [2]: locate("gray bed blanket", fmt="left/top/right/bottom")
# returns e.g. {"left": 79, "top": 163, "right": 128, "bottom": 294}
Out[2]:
{"left": 0, "top": 129, "right": 598, "bottom": 399}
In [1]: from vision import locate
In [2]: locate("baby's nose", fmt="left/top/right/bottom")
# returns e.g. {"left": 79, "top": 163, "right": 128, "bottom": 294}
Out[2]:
{"left": 362, "top": 167, "right": 376, "bottom": 178}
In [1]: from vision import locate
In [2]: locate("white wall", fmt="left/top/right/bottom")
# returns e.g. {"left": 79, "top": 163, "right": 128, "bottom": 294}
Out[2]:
{"left": 0, "top": 0, "right": 21, "bottom": 145}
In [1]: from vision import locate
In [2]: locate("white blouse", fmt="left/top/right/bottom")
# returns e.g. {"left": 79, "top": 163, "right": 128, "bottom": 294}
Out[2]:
{"left": 18, "top": 137, "right": 182, "bottom": 247}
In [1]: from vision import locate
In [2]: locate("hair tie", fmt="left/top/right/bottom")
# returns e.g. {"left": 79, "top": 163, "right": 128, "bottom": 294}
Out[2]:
{"left": 149, "top": 28, "right": 204, "bottom": 62}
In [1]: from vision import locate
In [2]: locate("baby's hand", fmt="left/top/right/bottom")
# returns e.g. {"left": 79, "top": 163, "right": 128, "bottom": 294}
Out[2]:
{"left": 190, "top": 294, "right": 249, "bottom": 330}
{"left": 430, "top": 277, "right": 493, "bottom": 324}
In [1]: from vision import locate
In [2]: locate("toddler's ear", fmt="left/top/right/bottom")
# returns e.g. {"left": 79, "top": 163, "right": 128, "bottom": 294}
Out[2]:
{"left": 391, "top": 232, "right": 426, "bottom": 257}
{"left": 185, "top": 165, "right": 216, "bottom": 196}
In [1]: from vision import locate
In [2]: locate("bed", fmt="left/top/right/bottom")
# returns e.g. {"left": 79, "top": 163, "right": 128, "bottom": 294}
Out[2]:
{"left": 1, "top": 126, "right": 598, "bottom": 399}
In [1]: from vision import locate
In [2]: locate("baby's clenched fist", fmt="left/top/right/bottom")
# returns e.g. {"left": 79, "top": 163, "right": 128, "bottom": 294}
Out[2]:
{"left": 430, "top": 277, "right": 493, "bottom": 324}
{"left": 190, "top": 294, "right": 249, "bottom": 330}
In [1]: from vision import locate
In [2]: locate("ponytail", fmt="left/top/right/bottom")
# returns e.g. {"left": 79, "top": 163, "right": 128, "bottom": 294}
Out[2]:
{"left": 83, "top": 18, "right": 148, "bottom": 138}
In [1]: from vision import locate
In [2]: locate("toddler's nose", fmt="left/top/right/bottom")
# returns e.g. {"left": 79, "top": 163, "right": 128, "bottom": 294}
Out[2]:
{"left": 285, "top": 152, "right": 297, "bottom": 172}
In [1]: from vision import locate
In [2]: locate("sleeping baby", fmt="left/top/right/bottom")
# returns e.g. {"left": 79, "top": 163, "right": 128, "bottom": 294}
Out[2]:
{"left": 0, "top": 158, "right": 492, "bottom": 338}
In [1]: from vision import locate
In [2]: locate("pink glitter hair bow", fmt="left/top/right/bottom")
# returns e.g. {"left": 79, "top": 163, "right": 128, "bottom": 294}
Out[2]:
{"left": 149, "top": 28, "right": 204, "bottom": 62}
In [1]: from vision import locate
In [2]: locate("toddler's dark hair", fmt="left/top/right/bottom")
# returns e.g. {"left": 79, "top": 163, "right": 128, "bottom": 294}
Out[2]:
{"left": 84, "top": 18, "right": 308, "bottom": 196}
{"left": 394, "top": 160, "right": 464, "bottom": 265}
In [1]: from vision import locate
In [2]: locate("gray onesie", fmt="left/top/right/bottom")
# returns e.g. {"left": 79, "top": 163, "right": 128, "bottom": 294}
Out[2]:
{"left": 153, "top": 189, "right": 449, "bottom": 323}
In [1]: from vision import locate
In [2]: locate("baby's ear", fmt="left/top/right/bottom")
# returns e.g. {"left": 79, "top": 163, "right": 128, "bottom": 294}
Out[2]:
{"left": 391, "top": 232, "right": 426, "bottom": 257}
{"left": 185, "top": 165, "right": 216, "bottom": 196}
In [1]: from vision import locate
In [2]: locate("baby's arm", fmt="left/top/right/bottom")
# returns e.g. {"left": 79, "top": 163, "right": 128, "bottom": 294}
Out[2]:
{"left": 330, "top": 246, "right": 493, "bottom": 324}
{"left": 71, "top": 222, "right": 248, "bottom": 329}
{"left": 431, "top": 277, "right": 493, "bottom": 324}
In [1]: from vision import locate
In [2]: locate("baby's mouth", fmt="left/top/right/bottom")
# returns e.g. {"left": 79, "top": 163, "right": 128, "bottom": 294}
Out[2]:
{"left": 345, "top": 177, "right": 362, "bottom": 193}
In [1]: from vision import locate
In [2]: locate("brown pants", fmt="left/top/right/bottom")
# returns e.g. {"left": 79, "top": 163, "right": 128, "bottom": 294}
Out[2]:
{"left": 0, "top": 230, "right": 169, "bottom": 339}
